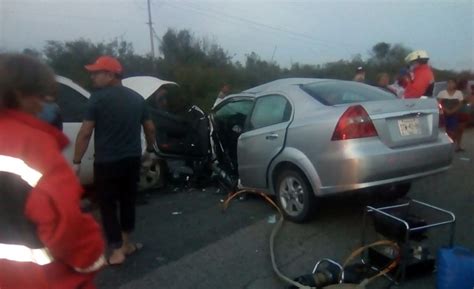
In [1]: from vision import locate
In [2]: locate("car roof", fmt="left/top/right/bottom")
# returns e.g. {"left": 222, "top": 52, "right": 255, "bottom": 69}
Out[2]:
{"left": 242, "top": 78, "right": 328, "bottom": 94}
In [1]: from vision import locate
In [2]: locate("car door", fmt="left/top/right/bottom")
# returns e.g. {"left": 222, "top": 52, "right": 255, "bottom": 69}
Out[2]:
{"left": 237, "top": 94, "right": 292, "bottom": 189}
{"left": 212, "top": 97, "right": 255, "bottom": 174}
{"left": 55, "top": 77, "right": 95, "bottom": 185}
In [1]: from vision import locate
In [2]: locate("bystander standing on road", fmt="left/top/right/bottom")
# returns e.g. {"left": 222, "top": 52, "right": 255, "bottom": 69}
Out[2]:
{"left": 457, "top": 79, "right": 469, "bottom": 98}
{"left": 404, "top": 50, "right": 435, "bottom": 98}
{"left": 437, "top": 79, "right": 464, "bottom": 151}
{"left": 455, "top": 79, "right": 472, "bottom": 151}
{"left": 376, "top": 72, "right": 396, "bottom": 95}
{"left": 353, "top": 66, "right": 366, "bottom": 83}
{"left": 0, "top": 53, "right": 105, "bottom": 289}
{"left": 213, "top": 84, "right": 231, "bottom": 108}
{"left": 73, "top": 55, "right": 157, "bottom": 265}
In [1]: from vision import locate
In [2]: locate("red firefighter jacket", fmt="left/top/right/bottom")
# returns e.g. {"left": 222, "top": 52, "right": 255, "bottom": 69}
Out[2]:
{"left": 404, "top": 64, "right": 435, "bottom": 98}
{"left": 0, "top": 110, "right": 105, "bottom": 289}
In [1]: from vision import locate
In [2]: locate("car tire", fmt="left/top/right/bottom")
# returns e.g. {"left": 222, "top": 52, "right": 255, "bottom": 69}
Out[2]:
{"left": 275, "top": 169, "right": 316, "bottom": 223}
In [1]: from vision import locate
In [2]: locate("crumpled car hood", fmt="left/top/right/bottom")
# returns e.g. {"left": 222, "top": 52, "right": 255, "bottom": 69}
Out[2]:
{"left": 122, "top": 76, "right": 178, "bottom": 99}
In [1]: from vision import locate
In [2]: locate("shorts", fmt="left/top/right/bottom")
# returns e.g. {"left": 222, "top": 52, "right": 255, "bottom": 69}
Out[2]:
{"left": 445, "top": 115, "right": 458, "bottom": 131}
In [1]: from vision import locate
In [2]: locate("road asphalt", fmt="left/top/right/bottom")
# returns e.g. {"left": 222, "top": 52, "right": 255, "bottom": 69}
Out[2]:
{"left": 97, "top": 131, "right": 474, "bottom": 289}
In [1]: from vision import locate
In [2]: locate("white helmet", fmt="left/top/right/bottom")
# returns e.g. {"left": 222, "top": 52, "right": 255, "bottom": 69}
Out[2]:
{"left": 405, "top": 50, "right": 429, "bottom": 63}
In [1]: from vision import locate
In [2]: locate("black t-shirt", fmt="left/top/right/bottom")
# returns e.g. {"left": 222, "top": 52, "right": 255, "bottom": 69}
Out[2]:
{"left": 84, "top": 85, "right": 150, "bottom": 163}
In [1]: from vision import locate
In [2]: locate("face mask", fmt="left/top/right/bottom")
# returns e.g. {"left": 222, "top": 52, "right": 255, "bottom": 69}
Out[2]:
{"left": 37, "top": 102, "right": 59, "bottom": 124}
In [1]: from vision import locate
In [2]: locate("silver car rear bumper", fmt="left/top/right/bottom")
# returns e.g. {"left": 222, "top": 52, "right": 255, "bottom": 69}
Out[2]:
{"left": 316, "top": 134, "right": 453, "bottom": 195}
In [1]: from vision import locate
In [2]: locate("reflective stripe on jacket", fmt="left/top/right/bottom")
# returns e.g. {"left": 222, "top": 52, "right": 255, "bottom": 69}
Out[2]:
{"left": 0, "top": 244, "right": 53, "bottom": 265}
{"left": 0, "top": 155, "right": 54, "bottom": 266}
{"left": 0, "top": 110, "right": 105, "bottom": 289}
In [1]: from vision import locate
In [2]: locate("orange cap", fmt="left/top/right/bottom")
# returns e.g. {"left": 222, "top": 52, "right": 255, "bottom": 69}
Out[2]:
{"left": 85, "top": 56, "right": 123, "bottom": 74}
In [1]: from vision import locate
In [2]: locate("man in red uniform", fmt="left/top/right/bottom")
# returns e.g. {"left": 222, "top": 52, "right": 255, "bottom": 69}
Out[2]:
{"left": 404, "top": 50, "right": 435, "bottom": 98}
{"left": 0, "top": 54, "right": 105, "bottom": 289}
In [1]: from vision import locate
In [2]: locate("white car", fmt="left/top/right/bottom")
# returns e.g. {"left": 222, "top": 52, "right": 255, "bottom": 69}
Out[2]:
{"left": 56, "top": 76, "right": 95, "bottom": 185}
{"left": 56, "top": 75, "right": 174, "bottom": 190}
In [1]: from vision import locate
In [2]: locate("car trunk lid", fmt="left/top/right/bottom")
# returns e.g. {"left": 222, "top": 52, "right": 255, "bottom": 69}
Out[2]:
{"left": 357, "top": 98, "right": 440, "bottom": 148}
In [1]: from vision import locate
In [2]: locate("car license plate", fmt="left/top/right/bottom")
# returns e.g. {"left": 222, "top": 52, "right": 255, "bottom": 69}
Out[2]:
{"left": 398, "top": 118, "right": 421, "bottom": 136}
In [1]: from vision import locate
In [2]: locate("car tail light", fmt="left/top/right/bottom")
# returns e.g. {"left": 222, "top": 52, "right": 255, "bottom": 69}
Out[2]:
{"left": 438, "top": 103, "right": 445, "bottom": 128}
{"left": 332, "top": 105, "right": 378, "bottom": 141}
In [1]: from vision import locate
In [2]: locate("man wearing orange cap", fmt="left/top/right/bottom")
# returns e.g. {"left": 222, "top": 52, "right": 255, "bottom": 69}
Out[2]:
{"left": 73, "top": 56, "right": 156, "bottom": 265}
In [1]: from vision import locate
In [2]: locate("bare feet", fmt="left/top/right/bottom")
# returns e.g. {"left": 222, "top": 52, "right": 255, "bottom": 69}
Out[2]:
{"left": 123, "top": 243, "right": 143, "bottom": 255}
{"left": 107, "top": 248, "right": 126, "bottom": 265}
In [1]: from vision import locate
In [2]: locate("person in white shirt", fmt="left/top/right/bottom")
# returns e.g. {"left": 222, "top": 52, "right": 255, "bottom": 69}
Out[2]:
{"left": 437, "top": 79, "right": 464, "bottom": 151}
{"left": 213, "top": 84, "right": 230, "bottom": 108}
{"left": 353, "top": 66, "right": 366, "bottom": 83}
{"left": 388, "top": 68, "right": 410, "bottom": 98}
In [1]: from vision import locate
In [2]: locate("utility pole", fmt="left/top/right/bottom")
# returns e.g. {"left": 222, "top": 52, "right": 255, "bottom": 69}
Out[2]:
{"left": 271, "top": 45, "right": 277, "bottom": 62}
{"left": 147, "top": 0, "right": 155, "bottom": 59}
{"left": 0, "top": 0, "right": 6, "bottom": 50}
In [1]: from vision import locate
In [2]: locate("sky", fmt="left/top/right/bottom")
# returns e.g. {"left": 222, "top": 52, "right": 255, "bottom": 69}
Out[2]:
{"left": 1, "top": 0, "right": 473, "bottom": 71}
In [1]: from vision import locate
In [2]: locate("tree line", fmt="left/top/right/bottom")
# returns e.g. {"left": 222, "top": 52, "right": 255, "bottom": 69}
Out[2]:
{"left": 21, "top": 28, "right": 473, "bottom": 112}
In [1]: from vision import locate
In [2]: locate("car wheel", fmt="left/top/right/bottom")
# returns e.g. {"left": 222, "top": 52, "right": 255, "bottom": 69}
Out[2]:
{"left": 138, "top": 160, "right": 164, "bottom": 191}
{"left": 276, "top": 169, "right": 316, "bottom": 223}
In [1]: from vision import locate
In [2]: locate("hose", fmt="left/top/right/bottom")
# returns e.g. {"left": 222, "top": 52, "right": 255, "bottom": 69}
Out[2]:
{"left": 222, "top": 190, "right": 315, "bottom": 289}
{"left": 221, "top": 190, "right": 399, "bottom": 289}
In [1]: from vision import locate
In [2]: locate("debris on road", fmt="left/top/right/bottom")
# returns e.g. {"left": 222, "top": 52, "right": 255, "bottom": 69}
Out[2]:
{"left": 267, "top": 214, "right": 277, "bottom": 224}
{"left": 155, "top": 256, "right": 167, "bottom": 263}
{"left": 172, "top": 211, "right": 183, "bottom": 215}
{"left": 459, "top": 157, "right": 470, "bottom": 162}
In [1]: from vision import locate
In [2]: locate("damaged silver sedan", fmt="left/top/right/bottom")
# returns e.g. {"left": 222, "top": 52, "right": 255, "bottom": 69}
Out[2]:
{"left": 126, "top": 77, "right": 454, "bottom": 222}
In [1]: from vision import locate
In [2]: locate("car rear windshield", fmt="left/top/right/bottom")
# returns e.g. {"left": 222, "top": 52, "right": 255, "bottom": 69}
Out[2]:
{"left": 300, "top": 81, "right": 397, "bottom": 105}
